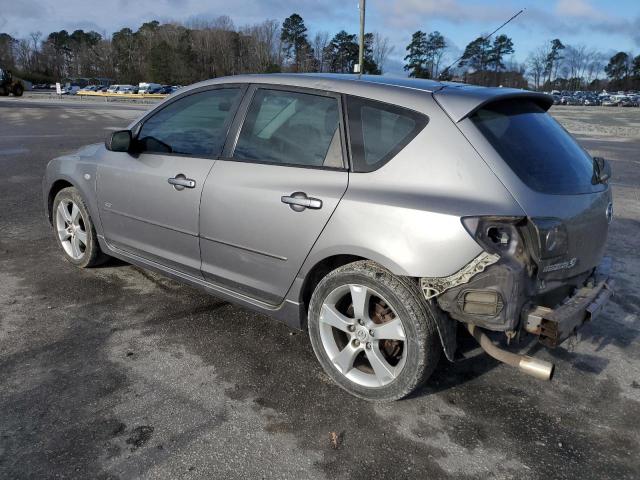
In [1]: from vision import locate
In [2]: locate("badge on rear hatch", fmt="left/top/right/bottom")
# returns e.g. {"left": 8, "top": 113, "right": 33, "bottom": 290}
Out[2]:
{"left": 543, "top": 257, "right": 577, "bottom": 273}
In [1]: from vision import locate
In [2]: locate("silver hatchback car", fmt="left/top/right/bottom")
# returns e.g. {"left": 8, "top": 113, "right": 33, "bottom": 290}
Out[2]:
{"left": 43, "top": 74, "right": 613, "bottom": 401}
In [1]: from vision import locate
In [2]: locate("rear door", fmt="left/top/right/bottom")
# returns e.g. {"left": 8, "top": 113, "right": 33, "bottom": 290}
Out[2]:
{"left": 97, "top": 85, "right": 244, "bottom": 276}
{"left": 199, "top": 85, "right": 349, "bottom": 304}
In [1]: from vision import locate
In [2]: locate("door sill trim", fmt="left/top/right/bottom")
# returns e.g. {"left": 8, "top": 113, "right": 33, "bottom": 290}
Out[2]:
{"left": 105, "top": 240, "right": 287, "bottom": 312}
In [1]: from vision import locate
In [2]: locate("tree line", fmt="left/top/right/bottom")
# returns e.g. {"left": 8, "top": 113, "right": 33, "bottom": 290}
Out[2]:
{"left": 0, "top": 14, "right": 393, "bottom": 85}
{"left": 1, "top": 12, "right": 639, "bottom": 92}
{"left": 404, "top": 30, "right": 640, "bottom": 91}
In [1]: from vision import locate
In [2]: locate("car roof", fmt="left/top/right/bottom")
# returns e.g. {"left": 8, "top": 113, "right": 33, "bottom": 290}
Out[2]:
{"left": 184, "top": 73, "right": 554, "bottom": 123}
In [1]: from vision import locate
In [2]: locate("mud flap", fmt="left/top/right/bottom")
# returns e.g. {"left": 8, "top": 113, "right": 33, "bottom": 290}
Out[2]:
{"left": 430, "top": 300, "right": 457, "bottom": 362}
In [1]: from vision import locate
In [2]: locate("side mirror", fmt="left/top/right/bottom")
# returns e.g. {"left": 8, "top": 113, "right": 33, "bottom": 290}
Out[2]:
{"left": 593, "top": 156, "right": 611, "bottom": 184}
{"left": 106, "top": 130, "right": 132, "bottom": 152}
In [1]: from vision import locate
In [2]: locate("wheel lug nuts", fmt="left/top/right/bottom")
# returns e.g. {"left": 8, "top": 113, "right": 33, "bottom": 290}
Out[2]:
{"left": 366, "top": 342, "right": 372, "bottom": 350}
{"left": 358, "top": 319, "right": 364, "bottom": 326}
{"left": 352, "top": 339, "right": 360, "bottom": 347}
{"left": 369, "top": 330, "right": 374, "bottom": 337}
{"left": 348, "top": 325, "right": 355, "bottom": 332}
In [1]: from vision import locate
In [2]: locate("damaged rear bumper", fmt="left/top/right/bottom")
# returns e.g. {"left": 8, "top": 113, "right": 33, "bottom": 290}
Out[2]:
{"left": 523, "top": 258, "right": 614, "bottom": 347}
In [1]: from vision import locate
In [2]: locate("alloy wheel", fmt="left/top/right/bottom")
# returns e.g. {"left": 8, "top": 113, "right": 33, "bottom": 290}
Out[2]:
{"left": 319, "top": 284, "right": 407, "bottom": 387}
{"left": 55, "top": 200, "right": 87, "bottom": 260}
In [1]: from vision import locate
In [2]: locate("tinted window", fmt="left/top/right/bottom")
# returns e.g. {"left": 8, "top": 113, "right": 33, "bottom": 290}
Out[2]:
{"left": 347, "top": 96, "right": 428, "bottom": 172}
{"left": 138, "top": 88, "right": 241, "bottom": 156}
{"left": 233, "top": 89, "right": 343, "bottom": 168}
{"left": 471, "top": 100, "right": 602, "bottom": 194}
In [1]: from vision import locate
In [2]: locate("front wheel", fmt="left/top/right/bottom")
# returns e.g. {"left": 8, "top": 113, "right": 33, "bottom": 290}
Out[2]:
{"left": 308, "top": 261, "right": 441, "bottom": 401}
{"left": 52, "top": 187, "right": 108, "bottom": 268}
{"left": 12, "top": 83, "right": 24, "bottom": 97}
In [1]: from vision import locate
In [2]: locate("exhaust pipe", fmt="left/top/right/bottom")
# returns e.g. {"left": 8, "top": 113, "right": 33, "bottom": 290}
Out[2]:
{"left": 467, "top": 324, "right": 554, "bottom": 381}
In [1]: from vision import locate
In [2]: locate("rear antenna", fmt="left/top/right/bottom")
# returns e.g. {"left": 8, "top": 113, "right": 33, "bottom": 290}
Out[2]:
{"left": 439, "top": 8, "right": 525, "bottom": 79}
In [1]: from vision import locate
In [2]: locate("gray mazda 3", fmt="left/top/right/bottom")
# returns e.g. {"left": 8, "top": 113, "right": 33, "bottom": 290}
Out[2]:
{"left": 43, "top": 74, "right": 613, "bottom": 401}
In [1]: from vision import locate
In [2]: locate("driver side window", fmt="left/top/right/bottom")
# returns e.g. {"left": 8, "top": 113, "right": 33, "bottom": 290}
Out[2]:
{"left": 137, "top": 87, "right": 241, "bottom": 157}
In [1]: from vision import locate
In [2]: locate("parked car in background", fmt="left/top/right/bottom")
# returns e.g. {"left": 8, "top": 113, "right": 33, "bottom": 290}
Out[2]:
{"left": 602, "top": 97, "right": 618, "bottom": 106}
{"left": 116, "top": 85, "right": 137, "bottom": 94}
{"left": 106, "top": 85, "right": 120, "bottom": 94}
{"left": 61, "top": 85, "right": 81, "bottom": 95}
{"left": 155, "top": 85, "right": 175, "bottom": 95}
{"left": 43, "top": 74, "right": 614, "bottom": 401}
{"left": 139, "top": 82, "right": 162, "bottom": 94}
{"left": 619, "top": 96, "right": 639, "bottom": 107}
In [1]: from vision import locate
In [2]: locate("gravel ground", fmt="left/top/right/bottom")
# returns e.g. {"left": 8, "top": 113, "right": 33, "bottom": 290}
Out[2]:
{"left": 0, "top": 99, "right": 639, "bottom": 480}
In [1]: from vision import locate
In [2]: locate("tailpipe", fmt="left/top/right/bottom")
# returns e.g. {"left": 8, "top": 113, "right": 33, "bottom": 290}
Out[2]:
{"left": 467, "top": 324, "right": 554, "bottom": 381}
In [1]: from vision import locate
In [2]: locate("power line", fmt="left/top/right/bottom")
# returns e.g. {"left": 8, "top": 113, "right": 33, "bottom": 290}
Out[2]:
{"left": 440, "top": 8, "right": 525, "bottom": 78}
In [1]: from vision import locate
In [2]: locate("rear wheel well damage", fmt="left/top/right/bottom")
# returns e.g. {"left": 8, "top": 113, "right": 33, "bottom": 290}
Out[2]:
{"left": 47, "top": 180, "right": 74, "bottom": 224}
{"left": 300, "top": 255, "right": 365, "bottom": 321}
{"left": 299, "top": 255, "right": 458, "bottom": 362}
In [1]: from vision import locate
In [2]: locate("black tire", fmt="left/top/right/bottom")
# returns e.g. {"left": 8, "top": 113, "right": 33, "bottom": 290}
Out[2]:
{"left": 308, "top": 260, "right": 441, "bottom": 401}
{"left": 12, "top": 83, "right": 24, "bottom": 97}
{"left": 52, "top": 187, "right": 109, "bottom": 268}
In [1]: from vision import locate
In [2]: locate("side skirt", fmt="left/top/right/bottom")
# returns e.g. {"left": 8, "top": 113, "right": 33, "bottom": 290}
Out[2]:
{"left": 97, "top": 236, "right": 304, "bottom": 330}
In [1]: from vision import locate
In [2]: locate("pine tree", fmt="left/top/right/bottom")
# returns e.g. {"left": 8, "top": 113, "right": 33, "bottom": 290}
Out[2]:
{"left": 458, "top": 36, "right": 492, "bottom": 71}
{"left": 404, "top": 31, "right": 429, "bottom": 78}
{"left": 280, "top": 13, "right": 312, "bottom": 72}
{"left": 488, "top": 34, "right": 514, "bottom": 72}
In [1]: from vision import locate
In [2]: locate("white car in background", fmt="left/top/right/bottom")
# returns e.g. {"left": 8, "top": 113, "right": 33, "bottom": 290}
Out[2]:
{"left": 115, "top": 85, "right": 136, "bottom": 94}
{"left": 61, "top": 85, "right": 81, "bottom": 95}
{"left": 138, "top": 82, "right": 161, "bottom": 94}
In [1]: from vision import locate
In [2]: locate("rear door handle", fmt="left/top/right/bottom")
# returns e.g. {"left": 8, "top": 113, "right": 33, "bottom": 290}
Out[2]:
{"left": 281, "top": 191, "right": 323, "bottom": 212}
{"left": 168, "top": 174, "right": 196, "bottom": 190}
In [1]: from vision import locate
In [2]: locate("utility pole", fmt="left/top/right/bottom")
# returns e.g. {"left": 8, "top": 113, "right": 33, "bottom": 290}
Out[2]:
{"left": 358, "top": 0, "right": 366, "bottom": 77}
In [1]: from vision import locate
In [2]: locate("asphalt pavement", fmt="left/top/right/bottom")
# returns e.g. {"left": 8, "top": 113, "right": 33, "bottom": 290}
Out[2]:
{"left": 0, "top": 98, "right": 638, "bottom": 479}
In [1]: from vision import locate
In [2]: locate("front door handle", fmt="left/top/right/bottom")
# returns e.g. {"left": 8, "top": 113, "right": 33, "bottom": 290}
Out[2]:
{"left": 168, "top": 174, "right": 196, "bottom": 190}
{"left": 281, "top": 192, "right": 323, "bottom": 212}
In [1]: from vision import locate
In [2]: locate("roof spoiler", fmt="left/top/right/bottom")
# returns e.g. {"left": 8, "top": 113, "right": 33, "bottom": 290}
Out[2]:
{"left": 433, "top": 86, "right": 554, "bottom": 123}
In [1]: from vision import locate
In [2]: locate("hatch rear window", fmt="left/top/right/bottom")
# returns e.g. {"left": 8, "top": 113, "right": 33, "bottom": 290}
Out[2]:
{"left": 471, "top": 100, "right": 603, "bottom": 194}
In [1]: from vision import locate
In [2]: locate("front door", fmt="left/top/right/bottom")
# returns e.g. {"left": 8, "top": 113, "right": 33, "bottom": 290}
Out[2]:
{"left": 97, "top": 86, "right": 244, "bottom": 276}
{"left": 199, "top": 86, "right": 349, "bottom": 304}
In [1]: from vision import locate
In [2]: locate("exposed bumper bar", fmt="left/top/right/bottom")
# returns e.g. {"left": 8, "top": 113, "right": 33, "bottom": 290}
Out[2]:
{"left": 524, "top": 258, "right": 614, "bottom": 348}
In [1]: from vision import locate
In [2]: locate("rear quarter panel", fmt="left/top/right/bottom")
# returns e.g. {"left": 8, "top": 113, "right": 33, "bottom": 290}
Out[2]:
{"left": 297, "top": 93, "right": 525, "bottom": 282}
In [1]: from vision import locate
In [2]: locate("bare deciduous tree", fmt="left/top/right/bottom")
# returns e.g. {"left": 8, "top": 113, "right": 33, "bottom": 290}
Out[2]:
{"left": 372, "top": 32, "right": 393, "bottom": 74}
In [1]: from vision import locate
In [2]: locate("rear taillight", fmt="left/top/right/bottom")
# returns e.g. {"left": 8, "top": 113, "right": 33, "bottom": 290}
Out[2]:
{"left": 524, "top": 218, "right": 569, "bottom": 260}
{"left": 461, "top": 216, "right": 525, "bottom": 258}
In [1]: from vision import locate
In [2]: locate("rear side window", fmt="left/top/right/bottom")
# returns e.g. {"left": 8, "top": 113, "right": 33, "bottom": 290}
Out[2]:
{"left": 470, "top": 100, "right": 602, "bottom": 194}
{"left": 137, "top": 87, "right": 242, "bottom": 156}
{"left": 347, "top": 96, "right": 428, "bottom": 172}
{"left": 233, "top": 89, "right": 343, "bottom": 168}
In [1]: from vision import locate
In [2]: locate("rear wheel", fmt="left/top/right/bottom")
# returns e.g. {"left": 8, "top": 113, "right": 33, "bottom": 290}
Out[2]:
{"left": 308, "top": 261, "right": 441, "bottom": 401}
{"left": 52, "top": 187, "right": 108, "bottom": 268}
{"left": 12, "top": 83, "right": 24, "bottom": 97}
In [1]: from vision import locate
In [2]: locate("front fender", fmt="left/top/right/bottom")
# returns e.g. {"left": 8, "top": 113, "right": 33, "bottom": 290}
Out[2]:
{"left": 43, "top": 148, "right": 103, "bottom": 235}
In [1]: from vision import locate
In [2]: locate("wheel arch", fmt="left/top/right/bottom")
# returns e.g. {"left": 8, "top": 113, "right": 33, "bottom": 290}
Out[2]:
{"left": 296, "top": 253, "right": 458, "bottom": 362}
{"left": 299, "top": 254, "right": 365, "bottom": 321}
{"left": 47, "top": 179, "right": 74, "bottom": 224}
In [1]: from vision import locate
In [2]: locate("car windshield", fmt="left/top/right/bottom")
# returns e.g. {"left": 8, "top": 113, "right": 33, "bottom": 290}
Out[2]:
{"left": 471, "top": 100, "right": 604, "bottom": 195}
